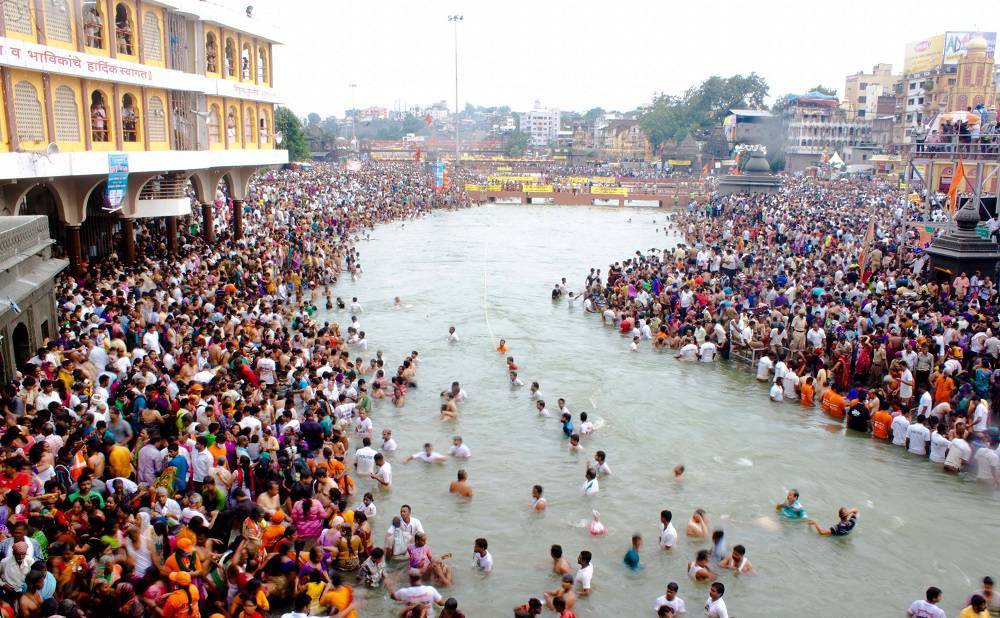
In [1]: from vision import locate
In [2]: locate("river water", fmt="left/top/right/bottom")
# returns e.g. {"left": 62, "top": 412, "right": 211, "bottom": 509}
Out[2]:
{"left": 328, "top": 204, "right": 998, "bottom": 617}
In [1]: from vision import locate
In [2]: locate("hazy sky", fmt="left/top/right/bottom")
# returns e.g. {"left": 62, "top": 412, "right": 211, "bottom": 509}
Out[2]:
{"left": 244, "top": 0, "right": 993, "bottom": 117}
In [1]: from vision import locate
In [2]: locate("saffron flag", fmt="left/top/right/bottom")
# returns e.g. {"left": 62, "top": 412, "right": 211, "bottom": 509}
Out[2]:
{"left": 70, "top": 448, "right": 87, "bottom": 481}
{"left": 947, "top": 160, "right": 966, "bottom": 214}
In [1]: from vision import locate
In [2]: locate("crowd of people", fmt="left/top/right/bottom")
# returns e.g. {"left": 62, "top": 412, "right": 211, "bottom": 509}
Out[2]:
{"left": 0, "top": 161, "right": 480, "bottom": 617}
{"left": 580, "top": 175, "right": 999, "bottom": 615}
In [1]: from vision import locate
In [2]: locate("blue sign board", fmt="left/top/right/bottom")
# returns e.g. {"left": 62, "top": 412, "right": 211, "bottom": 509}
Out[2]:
{"left": 105, "top": 154, "right": 129, "bottom": 211}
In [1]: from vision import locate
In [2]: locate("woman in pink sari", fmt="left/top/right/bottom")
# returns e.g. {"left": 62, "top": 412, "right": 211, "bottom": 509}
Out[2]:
{"left": 291, "top": 497, "right": 327, "bottom": 540}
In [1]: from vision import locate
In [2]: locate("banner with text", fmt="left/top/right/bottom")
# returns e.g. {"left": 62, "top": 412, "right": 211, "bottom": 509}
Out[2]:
{"left": 104, "top": 154, "right": 129, "bottom": 212}
{"left": 591, "top": 186, "right": 628, "bottom": 196}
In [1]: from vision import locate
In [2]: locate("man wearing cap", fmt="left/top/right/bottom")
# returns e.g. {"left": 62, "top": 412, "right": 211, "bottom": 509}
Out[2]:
{"left": 163, "top": 536, "right": 202, "bottom": 576}
{"left": 0, "top": 541, "right": 32, "bottom": 593}
{"left": 162, "top": 570, "right": 200, "bottom": 618}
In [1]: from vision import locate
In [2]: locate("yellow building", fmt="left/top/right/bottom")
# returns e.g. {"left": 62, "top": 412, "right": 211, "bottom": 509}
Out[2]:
{"left": 947, "top": 34, "right": 996, "bottom": 110}
{"left": 0, "top": 0, "right": 286, "bottom": 272}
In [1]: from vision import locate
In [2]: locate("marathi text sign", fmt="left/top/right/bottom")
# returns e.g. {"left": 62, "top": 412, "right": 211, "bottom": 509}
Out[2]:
{"left": 591, "top": 176, "right": 616, "bottom": 183}
{"left": 487, "top": 175, "right": 538, "bottom": 182}
{"left": 524, "top": 184, "right": 553, "bottom": 193}
{"left": 667, "top": 159, "right": 692, "bottom": 166}
{"left": 566, "top": 176, "right": 590, "bottom": 184}
{"left": 591, "top": 186, "right": 628, "bottom": 196}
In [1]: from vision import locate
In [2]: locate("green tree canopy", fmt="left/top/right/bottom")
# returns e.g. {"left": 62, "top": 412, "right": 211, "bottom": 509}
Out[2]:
{"left": 275, "top": 106, "right": 309, "bottom": 160}
{"left": 503, "top": 130, "right": 530, "bottom": 156}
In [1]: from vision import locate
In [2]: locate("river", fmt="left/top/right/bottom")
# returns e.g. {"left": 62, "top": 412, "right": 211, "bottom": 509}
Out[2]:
{"left": 327, "top": 204, "right": 998, "bottom": 617}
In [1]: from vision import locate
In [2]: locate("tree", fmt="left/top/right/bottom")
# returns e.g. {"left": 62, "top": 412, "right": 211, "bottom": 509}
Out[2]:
{"left": 808, "top": 85, "right": 838, "bottom": 97}
{"left": 503, "top": 130, "right": 530, "bottom": 156}
{"left": 275, "top": 106, "right": 309, "bottom": 160}
{"left": 320, "top": 116, "right": 339, "bottom": 140}
{"left": 583, "top": 107, "right": 606, "bottom": 122}
{"left": 306, "top": 112, "right": 321, "bottom": 126}
{"left": 401, "top": 113, "right": 425, "bottom": 135}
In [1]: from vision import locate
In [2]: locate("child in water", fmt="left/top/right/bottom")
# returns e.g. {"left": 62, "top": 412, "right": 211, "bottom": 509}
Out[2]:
{"left": 623, "top": 534, "right": 642, "bottom": 570}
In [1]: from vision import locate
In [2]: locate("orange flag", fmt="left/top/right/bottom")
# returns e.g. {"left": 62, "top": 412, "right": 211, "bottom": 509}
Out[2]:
{"left": 947, "top": 160, "right": 966, "bottom": 214}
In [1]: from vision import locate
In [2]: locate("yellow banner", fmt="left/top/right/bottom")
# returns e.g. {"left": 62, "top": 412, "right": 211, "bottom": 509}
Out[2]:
{"left": 566, "top": 176, "right": 589, "bottom": 184}
{"left": 464, "top": 184, "right": 482, "bottom": 191}
{"left": 524, "top": 184, "right": 554, "bottom": 193}
{"left": 591, "top": 176, "right": 616, "bottom": 183}
{"left": 903, "top": 34, "right": 944, "bottom": 74}
{"left": 496, "top": 166, "right": 512, "bottom": 171}
{"left": 553, "top": 155, "right": 566, "bottom": 160}
{"left": 486, "top": 184, "right": 502, "bottom": 191}
{"left": 667, "top": 159, "right": 692, "bottom": 166}
{"left": 465, "top": 184, "right": 504, "bottom": 191}
{"left": 591, "top": 186, "right": 628, "bottom": 196}
{"left": 487, "top": 175, "right": 537, "bottom": 182}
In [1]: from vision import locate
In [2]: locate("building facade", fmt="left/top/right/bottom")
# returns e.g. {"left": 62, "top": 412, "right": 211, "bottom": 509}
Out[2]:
{"left": 781, "top": 92, "right": 873, "bottom": 173}
{"left": 0, "top": 0, "right": 288, "bottom": 272}
{"left": 843, "top": 63, "right": 899, "bottom": 119}
{"left": 520, "top": 102, "right": 560, "bottom": 147}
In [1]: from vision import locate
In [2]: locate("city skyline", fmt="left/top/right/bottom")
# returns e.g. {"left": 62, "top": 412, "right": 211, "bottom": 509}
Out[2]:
{"left": 255, "top": 0, "right": 998, "bottom": 117}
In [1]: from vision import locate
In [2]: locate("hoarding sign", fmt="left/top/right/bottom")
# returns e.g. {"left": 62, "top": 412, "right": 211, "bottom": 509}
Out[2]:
{"left": 943, "top": 31, "right": 997, "bottom": 65}
{"left": 105, "top": 154, "right": 128, "bottom": 212}
{"left": 903, "top": 34, "right": 945, "bottom": 74}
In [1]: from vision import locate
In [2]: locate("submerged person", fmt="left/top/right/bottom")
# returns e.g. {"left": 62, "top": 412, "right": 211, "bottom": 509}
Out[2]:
{"left": 623, "top": 533, "right": 642, "bottom": 570}
{"left": 808, "top": 507, "right": 859, "bottom": 537}
{"left": 775, "top": 489, "right": 807, "bottom": 519}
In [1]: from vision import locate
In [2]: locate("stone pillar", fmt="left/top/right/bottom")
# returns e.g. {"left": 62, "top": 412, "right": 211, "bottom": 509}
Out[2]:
{"left": 165, "top": 216, "right": 178, "bottom": 254}
{"left": 232, "top": 199, "right": 244, "bottom": 240}
{"left": 201, "top": 203, "right": 215, "bottom": 243}
{"left": 65, "top": 225, "right": 83, "bottom": 276}
{"left": 120, "top": 218, "right": 136, "bottom": 264}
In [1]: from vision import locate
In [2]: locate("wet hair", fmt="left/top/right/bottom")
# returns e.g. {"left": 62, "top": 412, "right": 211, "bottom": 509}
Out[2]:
{"left": 550, "top": 544, "right": 562, "bottom": 559}
{"left": 710, "top": 582, "right": 725, "bottom": 597}
{"left": 661, "top": 509, "right": 672, "bottom": 522}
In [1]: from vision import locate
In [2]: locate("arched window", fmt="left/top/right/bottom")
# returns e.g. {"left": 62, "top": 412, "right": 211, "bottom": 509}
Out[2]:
{"left": 141, "top": 11, "right": 162, "bottom": 61}
{"left": 240, "top": 43, "right": 252, "bottom": 80}
{"left": 4, "top": 0, "right": 33, "bottom": 35}
{"left": 226, "top": 106, "right": 237, "bottom": 143}
{"left": 224, "top": 38, "right": 235, "bottom": 77}
{"left": 121, "top": 93, "right": 138, "bottom": 142}
{"left": 45, "top": 0, "right": 73, "bottom": 42}
{"left": 258, "top": 110, "right": 269, "bottom": 144}
{"left": 147, "top": 95, "right": 165, "bottom": 142}
{"left": 208, "top": 105, "right": 221, "bottom": 143}
{"left": 53, "top": 85, "right": 80, "bottom": 141}
{"left": 114, "top": 3, "right": 133, "bottom": 55}
{"left": 256, "top": 47, "right": 267, "bottom": 82}
{"left": 90, "top": 90, "right": 109, "bottom": 141}
{"left": 13, "top": 81, "right": 44, "bottom": 142}
{"left": 243, "top": 107, "right": 255, "bottom": 144}
{"left": 83, "top": 3, "right": 104, "bottom": 48}
{"left": 205, "top": 32, "right": 218, "bottom": 72}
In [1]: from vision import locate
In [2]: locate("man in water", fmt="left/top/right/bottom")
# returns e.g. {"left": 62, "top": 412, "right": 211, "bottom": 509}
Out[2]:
{"left": 573, "top": 551, "right": 593, "bottom": 596}
{"left": 653, "top": 582, "right": 686, "bottom": 615}
{"left": 405, "top": 443, "right": 448, "bottom": 464}
{"left": 449, "top": 469, "right": 473, "bottom": 497}
{"left": 473, "top": 537, "right": 493, "bottom": 572}
{"left": 532, "top": 486, "right": 547, "bottom": 512}
{"left": 449, "top": 436, "right": 471, "bottom": 459}
{"left": 387, "top": 569, "right": 445, "bottom": 612}
{"left": 809, "top": 506, "right": 859, "bottom": 536}
{"left": 544, "top": 574, "right": 576, "bottom": 611}
{"left": 448, "top": 326, "right": 459, "bottom": 342}
{"left": 659, "top": 509, "right": 678, "bottom": 549}
{"left": 550, "top": 544, "right": 570, "bottom": 574}
{"left": 623, "top": 533, "right": 642, "bottom": 570}
{"left": 907, "top": 586, "right": 946, "bottom": 618}
{"left": 705, "top": 582, "right": 729, "bottom": 618}
{"left": 775, "top": 489, "right": 807, "bottom": 519}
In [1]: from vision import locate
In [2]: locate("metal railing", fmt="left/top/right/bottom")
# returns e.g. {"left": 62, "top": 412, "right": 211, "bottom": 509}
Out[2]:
{"left": 138, "top": 175, "right": 190, "bottom": 200}
{"left": 912, "top": 134, "right": 1000, "bottom": 158}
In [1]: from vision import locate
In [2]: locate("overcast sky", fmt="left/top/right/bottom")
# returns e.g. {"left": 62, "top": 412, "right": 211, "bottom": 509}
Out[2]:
{"left": 246, "top": 0, "right": 993, "bottom": 118}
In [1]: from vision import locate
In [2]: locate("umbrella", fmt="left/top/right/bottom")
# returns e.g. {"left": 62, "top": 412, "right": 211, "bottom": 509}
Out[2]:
{"left": 940, "top": 111, "right": 981, "bottom": 124}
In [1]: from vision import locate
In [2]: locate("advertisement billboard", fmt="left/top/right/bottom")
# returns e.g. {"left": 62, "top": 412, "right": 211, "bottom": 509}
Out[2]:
{"left": 943, "top": 31, "right": 997, "bottom": 65}
{"left": 903, "top": 34, "right": 945, "bottom": 74}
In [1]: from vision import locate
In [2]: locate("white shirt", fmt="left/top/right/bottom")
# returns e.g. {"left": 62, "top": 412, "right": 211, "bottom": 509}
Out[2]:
{"left": 756, "top": 356, "right": 773, "bottom": 380}
{"left": 393, "top": 584, "right": 442, "bottom": 607}
{"left": 191, "top": 448, "right": 213, "bottom": 482}
{"left": 582, "top": 478, "right": 599, "bottom": 496}
{"left": 973, "top": 447, "right": 999, "bottom": 481}
{"left": 678, "top": 343, "right": 698, "bottom": 361}
{"left": 773, "top": 361, "right": 788, "bottom": 381}
{"left": 782, "top": 372, "right": 799, "bottom": 400}
{"left": 890, "top": 415, "right": 910, "bottom": 446}
{"left": 899, "top": 369, "right": 914, "bottom": 399}
{"left": 906, "top": 423, "right": 930, "bottom": 454}
{"left": 574, "top": 563, "right": 593, "bottom": 591}
{"left": 928, "top": 432, "right": 951, "bottom": 463}
{"left": 654, "top": 595, "right": 686, "bottom": 615}
{"left": 354, "top": 446, "right": 378, "bottom": 476}
{"left": 381, "top": 438, "right": 397, "bottom": 453}
{"left": 473, "top": 550, "right": 493, "bottom": 572}
{"left": 907, "top": 599, "right": 946, "bottom": 618}
{"left": 944, "top": 438, "right": 971, "bottom": 469}
{"left": 658, "top": 522, "right": 678, "bottom": 549}
{"left": 705, "top": 597, "right": 729, "bottom": 618}
{"left": 769, "top": 383, "right": 783, "bottom": 402}
{"left": 449, "top": 444, "right": 471, "bottom": 459}
{"left": 972, "top": 401, "right": 989, "bottom": 432}
{"left": 412, "top": 451, "right": 446, "bottom": 463}
{"left": 698, "top": 342, "right": 717, "bottom": 362}
{"left": 353, "top": 416, "right": 373, "bottom": 438}
{"left": 373, "top": 462, "right": 392, "bottom": 487}
{"left": 399, "top": 516, "right": 423, "bottom": 545}
{"left": 917, "top": 391, "right": 933, "bottom": 417}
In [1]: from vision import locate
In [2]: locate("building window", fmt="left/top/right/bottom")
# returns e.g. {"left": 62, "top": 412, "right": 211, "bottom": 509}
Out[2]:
{"left": 858, "top": 110, "right": 865, "bottom": 118}
{"left": 121, "top": 93, "right": 138, "bottom": 142}
{"left": 909, "top": 82, "right": 917, "bottom": 90}
{"left": 114, "top": 3, "right": 133, "bottom": 54}
{"left": 258, "top": 111, "right": 269, "bottom": 143}
{"left": 256, "top": 47, "right": 267, "bottom": 83}
{"left": 243, "top": 107, "right": 255, "bottom": 143}
{"left": 224, "top": 38, "right": 235, "bottom": 76}
{"left": 240, "top": 43, "right": 252, "bottom": 79}
{"left": 206, "top": 32, "right": 218, "bottom": 72}
{"left": 4, "top": 0, "right": 33, "bottom": 35}
{"left": 975, "top": 65, "right": 984, "bottom": 86}
{"left": 90, "top": 90, "right": 109, "bottom": 141}
{"left": 857, "top": 96, "right": 866, "bottom": 103}
{"left": 859, "top": 82, "right": 868, "bottom": 89}
{"left": 208, "top": 105, "right": 221, "bottom": 142}
{"left": 918, "top": 97, "right": 924, "bottom": 105}
{"left": 147, "top": 95, "right": 165, "bottom": 141}
{"left": 45, "top": 0, "right": 73, "bottom": 42}
{"left": 83, "top": 3, "right": 103, "bottom": 48}
{"left": 141, "top": 12, "right": 162, "bottom": 61}
{"left": 53, "top": 85, "right": 80, "bottom": 141}
{"left": 13, "top": 81, "right": 44, "bottom": 142}
{"left": 908, "top": 98, "right": 914, "bottom": 106}
{"left": 226, "top": 106, "right": 237, "bottom": 143}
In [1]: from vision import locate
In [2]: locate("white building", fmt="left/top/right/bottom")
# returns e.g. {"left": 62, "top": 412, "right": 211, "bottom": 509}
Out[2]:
{"left": 520, "top": 101, "right": 560, "bottom": 147}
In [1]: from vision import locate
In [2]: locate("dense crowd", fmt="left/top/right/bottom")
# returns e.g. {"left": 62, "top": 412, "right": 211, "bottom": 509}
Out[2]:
{"left": 581, "top": 175, "right": 999, "bottom": 616}
{"left": 0, "top": 162, "right": 473, "bottom": 618}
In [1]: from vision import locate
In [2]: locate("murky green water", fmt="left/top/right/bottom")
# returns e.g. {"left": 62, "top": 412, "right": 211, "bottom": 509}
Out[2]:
{"left": 329, "top": 205, "right": 998, "bottom": 617}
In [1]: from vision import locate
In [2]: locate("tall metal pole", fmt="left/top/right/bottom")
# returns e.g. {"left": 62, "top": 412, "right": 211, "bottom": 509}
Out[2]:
{"left": 448, "top": 15, "right": 463, "bottom": 166}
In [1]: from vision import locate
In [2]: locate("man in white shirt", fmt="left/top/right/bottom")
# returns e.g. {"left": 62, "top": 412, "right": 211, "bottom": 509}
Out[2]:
{"left": 398, "top": 505, "right": 423, "bottom": 546}
{"left": 943, "top": 432, "right": 972, "bottom": 472}
{"left": 705, "top": 582, "right": 729, "bottom": 618}
{"left": 653, "top": 582, "right": 686, "bottom": 615}
{"left": 676, "top": 339, "right": 699, "bottom": 361}
{"left": 473, "top": 538, "right": 493, "bottom": 572}
{"left": 916, "top": 389, "right": 933, "bottom": 417}
{"left": 573, "top": 551, "right": 594, "bottom": 596}
{"left": 756, "top": 354, "right": 774, "bottom": 382}
{"left": 698, "top": 341, "right": 717, "bottom": 362}
{"left": 890, "top": 410, "right": 911, "bottom": 447}
{"left": 142, "top": 325, "right": 162, "bottom": 355}
{"left": 973, "top": 437, "right": 1000, "bottom": 485}
{"left": 905, "top": 415, "right": 931, "bottom": 455}
{"left": 191, "top": 437, "right": 213, "bottom": 485}
{"left": 381, "top": 429, "right": 397, "bottom": 453}
{"left": 371, "top": 453, "right": 392, "bottom": 488}
{"left": 405, "top": 443, "right": 448, "bottom": 464}
{"left": 354, "top": 438, "right": 378, "bottom": 476}
{"left": 782, "top": 369, "right": 799, "bottom": 400}
{"left": 388, "top": 570, "right": 444, "bottom": 612}
{"left": 928, "top": 424, "right": 951, "bottom": 464}
{"left": 971, "top": 399, "right": 990, "bottom": 432}
{"left": 907, "top": 586, "right": 946, "bottom": 618}
{"left": 898, "top": 367, "right": 915, "bottom": 404}
{"left": 769, "top": 378, "right": 784, "bottom": 402}
{"left": 658, "top": 510, "right": 678, "bottom": 549}
{"left": 448, "top": 436, "right": 471, "bottom": 459}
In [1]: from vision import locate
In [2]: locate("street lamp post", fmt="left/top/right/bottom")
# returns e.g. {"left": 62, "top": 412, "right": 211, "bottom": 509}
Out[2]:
{"left": 349, "top": 82, "right": 358, "bottom": 157}
{"left": 448, "top": 14, "right": 463, "bottom": 167}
